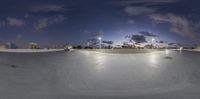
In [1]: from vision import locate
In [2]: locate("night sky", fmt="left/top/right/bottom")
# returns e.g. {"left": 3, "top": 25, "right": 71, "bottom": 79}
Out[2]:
{"left": 0, "top": 0, "right": 200, "bottom": 46}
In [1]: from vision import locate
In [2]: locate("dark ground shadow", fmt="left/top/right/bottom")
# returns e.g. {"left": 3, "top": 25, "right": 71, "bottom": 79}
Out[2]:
{"left": 6, "top": 64, "right": 18, "bottom": 68}
{"left": 164, "top": 56, "right": 173, "bottom": 60}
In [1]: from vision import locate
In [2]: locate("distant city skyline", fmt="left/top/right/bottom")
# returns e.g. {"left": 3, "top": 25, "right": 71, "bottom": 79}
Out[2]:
{"left": 0, "top": 0, "right": 200, "bottom": 45}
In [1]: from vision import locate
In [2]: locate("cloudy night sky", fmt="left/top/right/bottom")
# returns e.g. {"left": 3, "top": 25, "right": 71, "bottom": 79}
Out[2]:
{"left": 0, "top": 0, "right": 200, "bottom": 46}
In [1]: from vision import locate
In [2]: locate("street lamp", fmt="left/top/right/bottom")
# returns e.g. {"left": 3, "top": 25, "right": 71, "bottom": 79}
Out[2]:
{"left": 98, "top": 37, "right": 102, "bottom": 49}
{"left": 179, "top": 47, "right": 183, "bottom": 53}
{"left": 179, "top": 47, "right": 183, "bottom": 51}
{"left": 151, "top": 38, "right": 155, "bottom": 49}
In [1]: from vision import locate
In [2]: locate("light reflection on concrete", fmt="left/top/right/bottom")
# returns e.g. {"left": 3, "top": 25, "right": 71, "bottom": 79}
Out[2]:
{"left": 149, "top": 53, "right": 159, "bottom": 68}
{"left": 94, "top": 52, "right": 106, "bottom": 70}
{"left": 165, "top": 49, "right": 169, "bottom": 56}
{"left": 0, "top": 50, "right": 199, "bottom": 98}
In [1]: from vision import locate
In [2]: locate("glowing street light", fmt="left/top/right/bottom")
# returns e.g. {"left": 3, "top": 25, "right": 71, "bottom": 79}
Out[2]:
{"left": 179, "top": 47, "right": 183, "bottom": 53}
{"left": 98, "top": 37, "right": 102, "bottom": 49}
{"left": 179, "top": 47, "right": 183, "bottom": 51}
{"left": 151, "top": 38, "right": 155, "bottom": 49}
{"left": 151, "top": 38, "right": 155, "bottom": 42}
{"left": 98, "top": 37, "right": 102, "bottom": 41}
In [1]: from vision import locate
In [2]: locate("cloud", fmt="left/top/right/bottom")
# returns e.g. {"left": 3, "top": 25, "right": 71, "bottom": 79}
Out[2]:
{"left": 127, "top": 19, "right": 135, "bottom": 24}
{"left": 34, "top": 15, "right": 66, "bottom": 32}
{"left": 119, "top": 0, "right": 178, "bottom": 16}
{"left": 115, "top": 0, "right": 178, "bottom": 6}
{"left": 127, "top": 34, "right": 147, "bottom": 43}
{"left": 149, "top": 13, "right": 200, "bottom": 40}
{"left": 6, "top": 17, "right": 25, "bottom": 27}
{"left": 24, "top": 14, "right": 30, "bottom": 18}
{"left": 80, "top": 30, "right": 91, "bottom": 36}
{"left": 30, "top": 4, "right": 66, "bottom": 12}
{"left": 80, "top": 30, "right": 104, "bottom": 37}
{"left": 0, "top": 17, "right": 25, "bottom": 27}
{"left": 124, "top": 6, "right": 156, "bottom": 16}
{"left": 139, "top": 31, "right": 158, "bottom": 37}
{"left": 16, "top": 34, "right": 23, "bottom": 39}
{"left": 0, "top": 22, "right": 6, "bottom": 27}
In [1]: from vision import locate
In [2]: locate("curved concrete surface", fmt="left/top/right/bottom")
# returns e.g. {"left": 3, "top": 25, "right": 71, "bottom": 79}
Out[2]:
{"left": 0, "top": 50, "right": 199, "bottom": 99}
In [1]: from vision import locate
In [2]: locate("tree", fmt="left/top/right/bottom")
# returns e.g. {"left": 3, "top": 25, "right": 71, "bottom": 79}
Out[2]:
{"left": 102, "top": 41, "right": 113, "bottom": 45}
{"left": 102, "top": 40, "right": 114, "bottom": 48}
{"left": 126, "top": 34, "right": 147, "bottom": 44}
{"left": 86, "top": 38, "right": 99, "bottom": 47}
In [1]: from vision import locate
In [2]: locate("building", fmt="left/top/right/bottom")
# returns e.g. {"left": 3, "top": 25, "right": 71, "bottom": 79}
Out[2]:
{"left": 113, "top": 45, "right": 122, "bottom": 49}
{"left": 122, "top": 42, "right": 133, "bottom": 48}
{"left": 135, "top": 43, "right": 145, "bottom": 49}
{"left": 64, "top": 45, "right": 73, "bottom": 51}
{"left": 0, "top": 42, "right": 18, "bottom": 49}
{"left": 29, "top": 42, "right": 39, "bottom": 49}
{"left": 196, "top": 46, "right": 200, "bottom": 49}
{"left": 0, "top": 44, "right": 6, "bottom": 49}
{"left": 86, "top": 38, "right": 100, "bottom": 48}
{"left": 6, "top": 42, "right": 18, "bottom": 49}
{"left": 86, "top": 38, "right": 114, "bottom": 49}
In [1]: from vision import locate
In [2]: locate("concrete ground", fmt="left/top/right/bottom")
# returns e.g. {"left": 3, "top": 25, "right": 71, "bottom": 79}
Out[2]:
{"left": 0, "top": 50, "right": 199, "bottom": 99}
{"left": 0, "top": 49, "right": 64, "bottom": 53}
{"left": 81, "top": 49, "right": 163, "bottom": 54}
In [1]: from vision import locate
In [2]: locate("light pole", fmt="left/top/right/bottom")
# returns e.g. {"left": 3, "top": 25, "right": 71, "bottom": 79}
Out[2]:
{"left": 151, "top": 38, "right": 155, "bottom": 49}
{"left": 98, "top": 37, "right": 102, "bottom": 49}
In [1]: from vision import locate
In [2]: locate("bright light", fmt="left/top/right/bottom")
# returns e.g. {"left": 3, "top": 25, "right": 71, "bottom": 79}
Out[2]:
{"left": 149, "top": 53, "right": 159, "bottom": 68}
{"left": 165, "top": 49, "right": 169, "bottom": 55}
{"left": 150, "top": 53, "right": 157, "bottom": 64}
{"left": 98, "top": 37, "right": 102, "bottom": 40}
{"left": 179, "top": 47, "right": 183, "bottom": 51}
{"left": 151, "top": 38, "right": 155, "bottom": 42}
{"left": 94, "top": 53, "right": 106, "bottom": 70}
{"left": 151, "top": 38, "right": 155, "bottom": 49}
{"left": 98, "top": 37, "right": 102, "bottom": 49}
